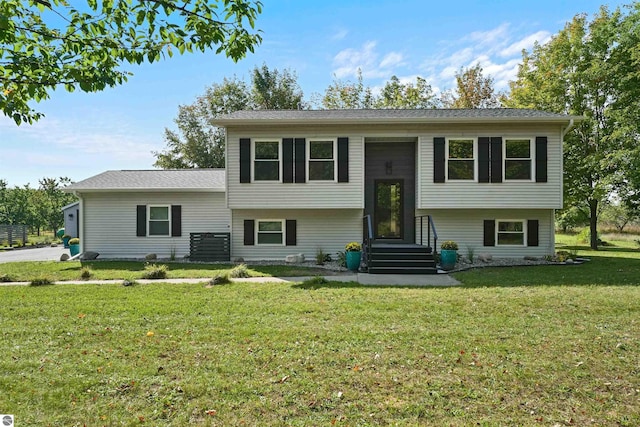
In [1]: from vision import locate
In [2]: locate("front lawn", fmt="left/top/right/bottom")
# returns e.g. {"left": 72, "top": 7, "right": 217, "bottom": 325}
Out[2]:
{"left": 1, "top": 279, "right": 638, "bottom": 425}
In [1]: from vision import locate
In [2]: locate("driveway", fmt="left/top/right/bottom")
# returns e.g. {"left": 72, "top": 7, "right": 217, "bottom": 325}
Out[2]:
{"left": 0, "top": 246, "right": 68, "bottom": 263}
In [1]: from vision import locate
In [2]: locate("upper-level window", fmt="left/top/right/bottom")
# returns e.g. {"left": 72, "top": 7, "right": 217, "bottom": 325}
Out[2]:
{"left": 496, "top": 220, "right": 525, "bottom": 246}
{"left": 149, "top": 206, "right": 170, "bottom": 236}
{"left": 447, "top": 138, "right": 475, "bottom": 180}
{"left": 308, "top": 139, "right": 336, "bottom": 181}
{"left": 254, "top": 141, "right": 280, "bottom": 181}
{"left": 505, "top": 139, "right": 532, "bottom": 180}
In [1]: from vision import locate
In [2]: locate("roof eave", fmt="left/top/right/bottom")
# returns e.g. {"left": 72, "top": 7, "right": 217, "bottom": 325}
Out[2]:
{"left": 214, "top": 116, "right": 584, "bottom": 126}
{"left": 64, "top": 188, "right": 225, "bottom": 193}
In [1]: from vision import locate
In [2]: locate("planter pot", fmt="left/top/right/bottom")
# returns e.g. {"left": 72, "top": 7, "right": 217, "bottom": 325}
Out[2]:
{"left": 69, "top": 244, "right": 80, "bottom": 257}
{"left": 440, "top": 249, "right": 458, "bottom": 271}
{"left": 62, "top": 236, "right": 71, "bottom": 248}
{"left": 346, "top": 251, "right": 362, "bottom": 271}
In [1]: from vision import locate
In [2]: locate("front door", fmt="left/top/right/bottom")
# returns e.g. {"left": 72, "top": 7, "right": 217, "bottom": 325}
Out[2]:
{"left": 365, "top": 141, "right": 416, "bottom": 244}
{"left": 374, "top": 179, "right": 403, "bottom": 239}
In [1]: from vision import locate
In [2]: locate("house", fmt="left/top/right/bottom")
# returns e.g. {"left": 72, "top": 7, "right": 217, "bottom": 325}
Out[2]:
{"left": 65, "top": 109, "right": 579, "bottom": 272}
{"left": 64, "top": 169, "right": 229, "bottom": 259}
{"left": 61, "top": 201, "right": 80, "bottom": 238}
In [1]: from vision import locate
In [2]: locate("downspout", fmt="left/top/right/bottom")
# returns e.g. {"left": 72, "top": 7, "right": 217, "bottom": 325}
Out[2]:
{"left": 72, "top": 191, "right": 84, "bottom": 254}
{"left": 556, "top": 118, "right": 575, "bottom": 248}
{"left": 562, "top": 118, "right": 575, "bottom": 137}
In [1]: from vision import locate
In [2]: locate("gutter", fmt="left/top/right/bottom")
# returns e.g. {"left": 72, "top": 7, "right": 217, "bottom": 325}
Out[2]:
{"left": 562, "top": 118, "right": 575, "bottom": 137}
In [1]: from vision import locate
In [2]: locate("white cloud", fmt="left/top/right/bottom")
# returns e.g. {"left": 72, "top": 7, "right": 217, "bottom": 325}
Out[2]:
{"left": 332, "top": 41, "right": 404, "bottom": 80}
{"left": 331, "top": 28, "right": 349, "bottom": 41}
{"left": 499, "top": 31, "right": 551, "bottom": 57}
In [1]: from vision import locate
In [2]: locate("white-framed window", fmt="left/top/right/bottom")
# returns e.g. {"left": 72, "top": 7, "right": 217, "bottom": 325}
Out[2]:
{"left": 256, "top": 219, "right": 284, "bottom": 245}
{"left": 446, "top": 138, "right": 476, "bottom": 181}
{"left": 253, "top": 140, "right": 281, "bottom": 181}
{"left": 496, "top": 220, "right": 525, "bottom": 246}
{"left": 504, "top": 139, "right": 533, "bottom": 181}
{"left": 148, "top": 205, "right": 170, "bottom": 236}
{"left": 308, "top": 139, "right": 336, "bottom": 181}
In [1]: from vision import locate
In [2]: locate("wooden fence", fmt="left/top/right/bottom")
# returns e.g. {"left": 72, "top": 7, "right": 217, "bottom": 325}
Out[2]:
{"left": 0, "top": 224, "right": 28, "bottom": 246}
{"left": 189, "top": 232, "right": 230, "bottom": 262}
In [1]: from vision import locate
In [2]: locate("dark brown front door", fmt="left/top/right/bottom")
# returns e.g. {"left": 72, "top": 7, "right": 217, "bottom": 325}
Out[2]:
{"left": 374, "top": 179, "right": 403, "bottom": 239}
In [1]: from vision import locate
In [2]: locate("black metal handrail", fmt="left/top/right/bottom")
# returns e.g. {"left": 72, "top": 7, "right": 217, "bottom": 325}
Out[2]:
{"left": 415, "top": 215, "right": 438, "bottom": 255}
{"left": 362, "top": 214, "right": 373, "bottom": 272}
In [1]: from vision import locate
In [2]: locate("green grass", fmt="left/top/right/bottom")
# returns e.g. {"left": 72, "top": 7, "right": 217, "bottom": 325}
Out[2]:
{"left": 0, "top": 261, "right": 332, "bottom": 282}
{"left": 1, "top": 281, "right": 638, "bottom": 425}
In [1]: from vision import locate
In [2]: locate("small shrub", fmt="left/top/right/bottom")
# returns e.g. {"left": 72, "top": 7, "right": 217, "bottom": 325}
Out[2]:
{"left": 576, "top": 227, "right": 600, "bottom": 245}
{"left": 208, "top": 273, "right": 231, "bottom": 286}
{"left": 337, "top": 251, "right": 346, "bottom": 268}
{"left": 142, "top": 263, "right": 168, "bottom": 279}
{"left": 0, "top": 274, "right": 14, "bottom": 282}
{"left": 30, "top": 277, "right": 54, "bottom": 286}
{"left": 80, "top": 267, "right": 93, "bottom": 280}
{"left": 170, "top": 246, "right": 176, "bottom": 261}
{"left": 465, "top": 245, "right": 475, "bottom": 263}
{"left": 229, "top": 263, "right": 250, "bottom": 278}
{"left": 315, "top": 248, "right": 326, "bottom": 265}
{"left": 302, "top": 276, "right": 328, "bottom": 286}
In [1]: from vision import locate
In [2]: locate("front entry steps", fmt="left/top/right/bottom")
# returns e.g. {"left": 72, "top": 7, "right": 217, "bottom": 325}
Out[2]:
{"left": 367, "top": 243, "right": 438, "bottom": 274}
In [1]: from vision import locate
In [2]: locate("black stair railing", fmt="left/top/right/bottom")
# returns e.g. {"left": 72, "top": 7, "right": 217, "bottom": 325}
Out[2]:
{"left": 362, "top": 214, "right": 373, "bottom": 273}
{"left": 415, "top": 215, "right": 438, "bottom": 255}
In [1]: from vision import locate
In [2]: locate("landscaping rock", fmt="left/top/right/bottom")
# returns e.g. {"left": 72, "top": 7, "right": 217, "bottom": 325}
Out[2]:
{"left": 80, "top": 251, "right": 99, "bottom": 260}
{"left": 145, "top": 253, "right": 157, "bottom": 261}
{"left": 565, "top": 258, "right": 574, "bottom": 264}
{"left": 285, "top": 254, "right": 305, "bottom": 263}
{"left": 233, "top": 257, "right": 245, "bottom": 263}
{"left": 478, "top": 253, "right": 493, "bottom": 262}
{"left": 59, "top": 253, "right": 70, "bottom": 261}
{"left": 50, "top": 243, "right": 58, "bottom": 247}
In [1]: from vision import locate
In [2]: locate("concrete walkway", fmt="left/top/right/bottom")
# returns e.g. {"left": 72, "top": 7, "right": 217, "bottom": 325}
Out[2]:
{"left": 0, "top": 273, "right": 460, "bottom": 287}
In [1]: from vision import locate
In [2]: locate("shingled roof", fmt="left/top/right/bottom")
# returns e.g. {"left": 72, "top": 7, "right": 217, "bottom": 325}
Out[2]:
{"left": 65, "top": 169, "right": 225, "bottom": 192}
{"left": 214, "top": 108, "right": 580, "bottom": 125}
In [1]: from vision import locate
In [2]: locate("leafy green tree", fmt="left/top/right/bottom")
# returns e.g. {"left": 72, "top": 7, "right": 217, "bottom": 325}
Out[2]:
{"left": 37, "top": 177, "right": 77, "bottom": 234}
{"left": 320, "top": 69, "right": 374, "bottom": 109}
{"left": 1, "top": 0, "right": 263, "bottom": 124}
{"left": 505, "top": 5, "right": 640, "bottom": 249}
{"left": 154, "top": 65, "right": 303, "bottom": 168}
{"left": 375, "top": 76, "right": 440, "bottom": 109}
{"left": 441, "top": 64, "right": 501, "bottom": 108}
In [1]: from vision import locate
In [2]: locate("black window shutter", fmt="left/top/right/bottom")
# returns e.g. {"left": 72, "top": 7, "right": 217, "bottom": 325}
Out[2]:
{"left": 136, "top": 205, "right": 147, "bottom": 237}
{"left": 337, "top": 137, "right": 349, "bottom": 182}
{"left": 286, "top": 220, "right": 297, "bottom": 246}
{"left": 536, "top": 137, "right": 548, "bottom": 183}
{"left": 282, "top": 138, "right": 294, "bottom": 183}
{"left": 483, "top": 220, "right": 495, "bottom": 246}
{"left": 171, "top": 205, "right": 182, "bottom": 237}
{"left": 295, "top": 138, "right": 306, "bottom": 183}
{"left": 240, "top": 138, "right": 251, "bottom": 183}
{"left": 490, "top": 137, "right": 503, "bottom": 183}
{"left": 527, "top": 220, "right": 539, "bottom": 247}
{"left": 243, "top": 220, "right": 255, "bottom": 246}
{"left": 433, "top": 137, "right": 445, "bottom": 183}
{"left": 478, "top": 137, "right": 490, "bottom": 183}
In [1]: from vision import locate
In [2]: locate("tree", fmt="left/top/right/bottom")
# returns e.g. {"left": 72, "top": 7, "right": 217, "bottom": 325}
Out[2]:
{"left": 374, "top": 76, "right": 440, "bottom": 109}
{"left": 441, "top": 64, "right": 501, "bottom": 108}
{"left": 505, "top": 5, "right": 640, "bottom": 249}
{"left": 1, "top": 0, "right": 263, "bottom": 124}
{"left": 153, "top": 65, "right": 304, "bottom": 168}
{"left": 320, "top": 69, "right": 374, "bottom": 109}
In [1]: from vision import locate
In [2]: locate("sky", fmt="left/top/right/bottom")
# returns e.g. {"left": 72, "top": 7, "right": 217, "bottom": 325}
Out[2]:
{"left": 0, "top": 0, "right": 629, "bottom": 187}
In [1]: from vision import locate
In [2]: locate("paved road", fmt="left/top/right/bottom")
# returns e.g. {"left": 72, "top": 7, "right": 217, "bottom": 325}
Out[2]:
{"left": 0, "top": 246, "right": 68, "bottom": 263}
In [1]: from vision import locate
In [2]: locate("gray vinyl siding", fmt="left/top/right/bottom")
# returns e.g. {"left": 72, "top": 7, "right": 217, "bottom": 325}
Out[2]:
{"left": 231, "top": 209, "right": 362, "bottom": 260}
{"left": 416, "top": 208, "right": 555, "bottom": 258}
{"left": 417, "top": 124, "right": 563, "bottom": 209}
{"left": 226, "top": 122, "right": 563, "bottom": 210}
{"left": 227, "top": 130, "right": 364, "bottom": 209}
{"left": 81, "top": 192, "right": 230, "bottom": 258}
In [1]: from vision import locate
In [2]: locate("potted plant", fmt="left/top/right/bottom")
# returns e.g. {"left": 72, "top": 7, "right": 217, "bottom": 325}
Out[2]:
{"left": 345, "top": 241, "right": 362, "bottom": 271}
{"left": 62, "top": 234, "right": 72, "bottom": 248}
{"left": 68, "top": 238, "right": 80, "bottom": 257}
{"left": 440, "top": 240, "right": 458, "bottom": 271}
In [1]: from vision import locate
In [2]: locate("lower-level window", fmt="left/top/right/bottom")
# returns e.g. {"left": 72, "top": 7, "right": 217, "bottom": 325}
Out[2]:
{"left": 257, "top": 220, "right": 284, "bottom": 245}
{"left": 496, "top": 220, "right": 525, "bottom": 246}
{"left": 149, "top": 206, "right": 170, "bottom": 236}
